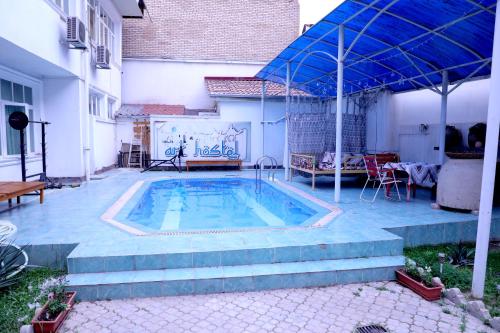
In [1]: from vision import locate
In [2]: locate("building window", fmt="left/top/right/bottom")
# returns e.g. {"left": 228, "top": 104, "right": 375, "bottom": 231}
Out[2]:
{"left": 87, "top": 0, "right": 97, "bottom": 44}
{"left": 0, "top": 78, "right": 35, "bottom": 157}
{"left": 89, "top": 92, "right": 103, "bottom": 117}
{"left": 87, "top": 1, "right": 116, "bottom": 62}
{"left": 107, "top": 99, "right": 115, "bottom": 119}
{"left": 28, "top": 109, "right": 35, "bottom": 153}
{"left": 49, "top": 0, "right": 69, "bottom": 15}
{"left": 1, "top": 79, "right": 12, "bottom": 101}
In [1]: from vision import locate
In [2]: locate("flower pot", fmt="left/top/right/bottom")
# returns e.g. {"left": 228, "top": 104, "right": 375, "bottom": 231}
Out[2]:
{"left": 31, "top": 291, "right": 76, "bottom": 333}
{"left": 396, "top": 269, "right": 442, "bottom": 301}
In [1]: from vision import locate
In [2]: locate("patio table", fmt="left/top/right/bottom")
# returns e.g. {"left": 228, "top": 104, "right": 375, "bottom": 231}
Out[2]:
{"left": 383, "top": 162, "right": 440, "bottom": 201}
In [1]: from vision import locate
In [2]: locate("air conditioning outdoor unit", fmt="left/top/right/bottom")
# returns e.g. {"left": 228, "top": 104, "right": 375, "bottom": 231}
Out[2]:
{"left": 66, "top": 17, "right": 86, "bottom": 49}
{"left": 96, "top": 46, "right": 111, "bottom": 69}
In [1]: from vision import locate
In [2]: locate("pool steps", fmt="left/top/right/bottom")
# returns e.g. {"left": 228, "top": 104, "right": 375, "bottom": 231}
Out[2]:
{"left": 68, "top": 255, "right": 404, "bottom": 301}
{"left": 67, "top": 238, "right": 403, "bottom": 273}
{"left": 66, "top": 237, "right": 404, "bottom": 300}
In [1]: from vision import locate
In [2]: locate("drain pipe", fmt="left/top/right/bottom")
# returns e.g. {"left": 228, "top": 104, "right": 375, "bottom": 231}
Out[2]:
{"left": 81, "top": 4, "right": 91, "bottom": 182}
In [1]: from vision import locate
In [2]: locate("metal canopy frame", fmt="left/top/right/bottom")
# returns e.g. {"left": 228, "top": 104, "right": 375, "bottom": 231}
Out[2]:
{"left": 257, "top": 0, "right": 499, "bottom": 299}
{"left": 258, "top": 0, "right": 495, "bottom": 98}
{"left": 260, "top": 0, "right": 496, "bottom": 202}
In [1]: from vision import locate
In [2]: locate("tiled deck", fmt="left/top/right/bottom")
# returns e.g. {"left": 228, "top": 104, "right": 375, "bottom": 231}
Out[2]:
{"left": 3, "top": 169, "right": 496, "bottom": 247}
{"left": 1, "top": 168, "right": 499, "bottom": 300}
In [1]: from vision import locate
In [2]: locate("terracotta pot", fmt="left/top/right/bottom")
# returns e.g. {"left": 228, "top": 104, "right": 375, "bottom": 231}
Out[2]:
{"left": 31, "top": 291, "right": 76, "bottom": 333}
{"left": 396, "top": 269, "right": 442, "bottom": 301}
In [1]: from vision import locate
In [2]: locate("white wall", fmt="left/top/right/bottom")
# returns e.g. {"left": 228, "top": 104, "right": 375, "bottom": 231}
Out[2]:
{"left": 122, "top": 59, "right": 266, "bottom": 109}
{"left": 0, "top": 0, "right": 80, "bottom": 77}
{"left": 92, "top": 119, "right": 117, "bottom": 171}
{"left": 217, "top": 99, "right": 264, "bottom": 165}
{"left": 0, "top": 159, "right": 44, "bottom": 182}
{"left": 263, "top": 101, "right": 287, "bottom": 165}
{"left": 117, "top": 98, "right": 288, "bottom": 167}
{"left": 0, "top": 0, "right": 127, "bottom": 178}
{"left": 391, "top": 78, "right": 490, "bottom": 163}
{"left": 218, "top": 98, "right": 286, "bottom": 166}
{"left": 44, "top": 78, "right": 84, "bottom": 178}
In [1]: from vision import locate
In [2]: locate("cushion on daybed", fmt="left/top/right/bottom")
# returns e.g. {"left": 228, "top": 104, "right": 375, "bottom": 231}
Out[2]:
{"left": 318, "top": 152, "right": 365, "bottom": 170}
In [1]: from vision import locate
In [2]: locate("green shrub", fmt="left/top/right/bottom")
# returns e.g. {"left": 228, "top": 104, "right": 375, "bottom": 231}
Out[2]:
{"left": 0, "top": 268, "right": 64, "bottom": 333}
{"left": 404, "top": 244, "right": 499, "bottom": 315}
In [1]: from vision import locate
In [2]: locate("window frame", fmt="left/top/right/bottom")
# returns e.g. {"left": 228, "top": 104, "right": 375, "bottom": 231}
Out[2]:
{"left": 89, "top": 91, "right": 104, "bottom": 118}
{"left": 87, "top": 1, "right": 116, "bottom": 62}
{"left": 44, "top": 0, "right": 69, "bottom": 17}
{"left": 107, "top": 98, "right": 116, "bottom": 120}
{"left": 0, "top": 101, "right": 34, "bottom": 158}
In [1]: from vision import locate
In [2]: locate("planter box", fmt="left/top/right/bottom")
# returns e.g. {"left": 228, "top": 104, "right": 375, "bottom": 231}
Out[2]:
{"left": 396, "top": 269, "right": 442, "bottom": 301}
{"left": 31, "top": 291, "right": 76, "bottom": 333}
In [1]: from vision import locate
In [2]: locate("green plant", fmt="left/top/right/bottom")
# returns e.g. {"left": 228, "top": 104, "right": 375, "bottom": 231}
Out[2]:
{"left": 37, "top": 276, "right": 68, "bottom": 321}
{"left": 432, "top": 262, "right": 472, "bottom": 290}
{"left": 448, "top": 242, "right": 475, "bottom": 267}
{"left": 0, "top": 237, "right": 28, "bottom": 289}
{"left": 404, "top": 259, "right": 433, "bottom": 287}
{"left": 0, "top": 268, "right": 64, "bottom": 333}
{"left": 404, "top": 244, "right": 499, "bottom": 320}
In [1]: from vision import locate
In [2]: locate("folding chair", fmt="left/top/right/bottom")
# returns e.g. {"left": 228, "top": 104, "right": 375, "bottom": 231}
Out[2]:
{"left": 360, "top": 155, "right": 401, "bottom": 202}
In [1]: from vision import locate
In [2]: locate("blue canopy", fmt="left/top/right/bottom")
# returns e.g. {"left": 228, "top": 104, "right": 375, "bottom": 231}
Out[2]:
{"left": 256, "top": 0, "right": 496, "bottom": 97}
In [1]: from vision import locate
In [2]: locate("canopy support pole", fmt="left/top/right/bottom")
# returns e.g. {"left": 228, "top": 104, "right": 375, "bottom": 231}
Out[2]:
{"left": 334, "top": 24, "right": 345, "bottom": 203}
{"left": 261, "top": 80, "right": 266, "bottom": 157}
{"left": 438, "top": 71, "right": 449, "bottom": 166}
{"left": 472, "top": 2, "right": 500, "bottom": 299}
{"left": 284, "top": 62, "right": 291, "bottom": 180}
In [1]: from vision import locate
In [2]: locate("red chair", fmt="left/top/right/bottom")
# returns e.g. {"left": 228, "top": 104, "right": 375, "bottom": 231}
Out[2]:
{"left": 360, "top": 155, "right": 401, "bottom": 202}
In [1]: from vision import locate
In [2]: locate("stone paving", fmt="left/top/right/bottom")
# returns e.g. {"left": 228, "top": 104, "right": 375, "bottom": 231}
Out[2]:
{"left": 60, "top": 282, "right": 496, "bottom": 333}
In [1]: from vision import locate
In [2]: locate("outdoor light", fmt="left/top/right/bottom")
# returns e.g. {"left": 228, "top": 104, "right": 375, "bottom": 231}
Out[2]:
{"left": 438, "top": 252, "right": 446, "bottom": 275}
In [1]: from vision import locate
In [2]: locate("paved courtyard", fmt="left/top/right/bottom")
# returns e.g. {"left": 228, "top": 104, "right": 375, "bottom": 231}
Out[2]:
{"left": 60, "top": 282, "right": 495, "bottom": 333}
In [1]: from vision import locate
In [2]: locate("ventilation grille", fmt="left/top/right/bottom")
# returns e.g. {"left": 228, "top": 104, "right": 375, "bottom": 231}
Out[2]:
{"left": 354, "top": 325, "right": 388, "bottom": 333}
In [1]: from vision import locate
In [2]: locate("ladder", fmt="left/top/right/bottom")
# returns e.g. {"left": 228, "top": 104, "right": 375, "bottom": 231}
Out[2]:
{"left": 255, "top": 155, "right": 278, "bottom": 193}
{"left": 128, "top": 125, "right": 143, "bottom": 168}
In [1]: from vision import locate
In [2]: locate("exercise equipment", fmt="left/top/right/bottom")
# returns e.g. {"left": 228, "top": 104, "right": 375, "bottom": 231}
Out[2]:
{"left": 7, "top": 111, "right": 60, "bottom": 188}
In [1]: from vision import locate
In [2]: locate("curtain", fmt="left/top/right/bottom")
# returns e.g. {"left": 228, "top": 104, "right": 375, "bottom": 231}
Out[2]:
{"left": 287, "top": 112, "right": 326, "bottom": 160}
{"left": 288, "top": 98, "right": 367, "bottom": 155}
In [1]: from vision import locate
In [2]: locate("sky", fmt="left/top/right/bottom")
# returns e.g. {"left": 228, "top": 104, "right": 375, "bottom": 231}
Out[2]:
{"left": 299, "top": 0, "right": 343, "bottom": 28}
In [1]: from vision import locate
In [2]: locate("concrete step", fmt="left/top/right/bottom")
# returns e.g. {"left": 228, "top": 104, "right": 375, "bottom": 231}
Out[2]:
{"left": 67, "top": 238, "right": 403, "bottom": 274}
{"left": 67, "top": 255, "right": 405, "bottom": 301}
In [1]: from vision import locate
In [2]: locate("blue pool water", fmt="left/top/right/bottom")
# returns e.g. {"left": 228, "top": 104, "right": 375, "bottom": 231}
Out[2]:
{"left": 125, "top": 178, "right": 317, "bottom": 231}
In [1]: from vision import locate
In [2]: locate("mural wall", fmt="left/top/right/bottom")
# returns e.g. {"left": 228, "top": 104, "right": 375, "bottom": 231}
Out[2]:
{"left": 153, "top": 120, "right": 251, "bottom": 162}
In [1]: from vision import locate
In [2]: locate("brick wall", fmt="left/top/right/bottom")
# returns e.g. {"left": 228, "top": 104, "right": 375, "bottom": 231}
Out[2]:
{"left": 123, "top": 0, "right": 300, "bottom": 62}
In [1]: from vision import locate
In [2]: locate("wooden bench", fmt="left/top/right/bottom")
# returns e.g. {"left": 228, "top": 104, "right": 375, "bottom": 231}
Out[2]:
{"left": 186, "top": 159, "right": 242, "bottom": 172}
{"left": 0, "top": 181, "right": 45, "bottom": 207}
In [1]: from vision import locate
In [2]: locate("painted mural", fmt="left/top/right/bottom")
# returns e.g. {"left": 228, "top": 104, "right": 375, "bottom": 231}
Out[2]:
{"left": 154, "top": 121, "right": 251, "bottom": 161}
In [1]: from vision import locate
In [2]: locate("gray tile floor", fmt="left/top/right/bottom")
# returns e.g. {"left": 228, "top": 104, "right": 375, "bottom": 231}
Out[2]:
{"left": 60, "top": 282, "right": 495, "bottom": 333}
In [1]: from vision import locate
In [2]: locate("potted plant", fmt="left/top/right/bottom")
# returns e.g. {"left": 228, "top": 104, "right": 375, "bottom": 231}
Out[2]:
{"left": 396, "top": 259, "right": 442, "bottom": 301}
{"left": 31, "top": 277, "right": 76, "bottom": 333}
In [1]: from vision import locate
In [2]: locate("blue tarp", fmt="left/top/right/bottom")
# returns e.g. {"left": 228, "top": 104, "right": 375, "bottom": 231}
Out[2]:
{"left": 256, "top": 0, "right": 496, "bottom": 97}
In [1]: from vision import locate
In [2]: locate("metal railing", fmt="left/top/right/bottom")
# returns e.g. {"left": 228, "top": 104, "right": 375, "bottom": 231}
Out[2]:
{"left": 255, "top": 155, "right": 278, "bottom": 193}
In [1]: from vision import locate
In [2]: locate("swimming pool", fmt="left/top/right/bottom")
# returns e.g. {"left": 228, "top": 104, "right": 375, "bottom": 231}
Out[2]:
{"left": 119, "top": 178, "right": 319, "bottom": 232}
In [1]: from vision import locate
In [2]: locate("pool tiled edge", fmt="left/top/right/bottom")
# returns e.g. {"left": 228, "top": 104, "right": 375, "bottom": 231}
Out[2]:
{"left": 101, "top": 175, "right": 342, "bottom": 236}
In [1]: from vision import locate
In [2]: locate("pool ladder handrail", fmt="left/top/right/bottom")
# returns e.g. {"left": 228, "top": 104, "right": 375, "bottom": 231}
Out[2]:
{"left": 255, "top": 155, "right": 278, "bottom": 193}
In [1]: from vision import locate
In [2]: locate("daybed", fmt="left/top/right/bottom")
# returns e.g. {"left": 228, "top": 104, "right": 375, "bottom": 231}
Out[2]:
{"left": 289, "top": 152, "right": 399, "bottom": 189}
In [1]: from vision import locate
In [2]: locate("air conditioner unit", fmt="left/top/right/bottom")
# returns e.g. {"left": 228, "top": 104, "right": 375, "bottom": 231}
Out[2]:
{"left": 66, "top": 17, "right": 86, "bottom": 49}
{"left": 96, "top": 46, "right": 111, "bottom": 69}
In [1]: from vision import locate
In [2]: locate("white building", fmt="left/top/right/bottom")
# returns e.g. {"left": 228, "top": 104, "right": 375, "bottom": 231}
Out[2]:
{"left": 0, "top": 0, "right": 144, "bottom": 181}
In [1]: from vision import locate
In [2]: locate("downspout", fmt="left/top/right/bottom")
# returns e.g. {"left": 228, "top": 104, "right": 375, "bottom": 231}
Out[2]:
{"left": 81, "top": 3, "right": 91, "bottom": 181}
